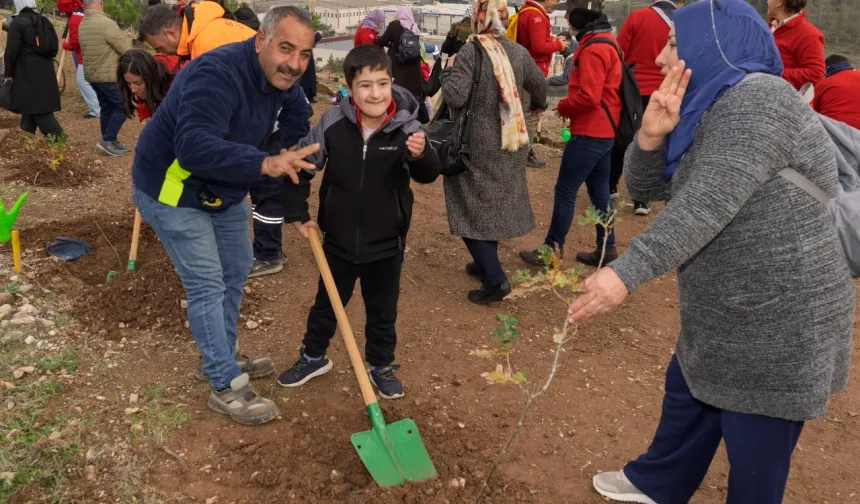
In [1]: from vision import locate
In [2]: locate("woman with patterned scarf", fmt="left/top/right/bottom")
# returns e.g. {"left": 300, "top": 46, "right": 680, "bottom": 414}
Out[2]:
{"left": 440, "top": 0, "right": 547, "bottom": 304}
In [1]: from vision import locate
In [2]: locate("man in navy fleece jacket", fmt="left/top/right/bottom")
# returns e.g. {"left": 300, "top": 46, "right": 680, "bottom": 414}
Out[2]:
{"left": 131, "top": 6, "right": 320, "bottom": 426}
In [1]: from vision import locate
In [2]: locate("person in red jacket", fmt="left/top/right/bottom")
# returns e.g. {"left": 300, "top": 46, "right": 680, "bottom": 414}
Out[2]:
{"left": 515, "top": 0, "right": 569, "bottom": 168}
{"left": 614, "top": 0, "right": 684, "bottom": 216}
{"left": 59, "top": 0, "right": 101, "bottom": 118}
{"left": 769, "top": 0, "right": 824, "bottom": 90}
{"left": 354, "top": 9, "right": 385, "bottom": 47}
{"left": 812, "top": 55, "right": 860, "bottom": 131}
{"left": 520, "top": 1, "right": 621, "bottom": 268}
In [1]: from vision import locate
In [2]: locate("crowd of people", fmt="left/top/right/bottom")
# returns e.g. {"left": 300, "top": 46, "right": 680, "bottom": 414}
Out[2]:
{"left": 1, "top": 0, "right": 859, "bottom": 501}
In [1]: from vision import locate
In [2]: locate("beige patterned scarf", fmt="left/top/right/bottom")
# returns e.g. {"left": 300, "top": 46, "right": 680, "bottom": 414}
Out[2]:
{"left": 470, "top": 0, "right": 529, "bottom": 152}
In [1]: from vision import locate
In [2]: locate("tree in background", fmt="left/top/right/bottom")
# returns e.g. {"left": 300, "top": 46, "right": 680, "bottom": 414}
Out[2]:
{"left": 311, "top": 11, "right": 335, "bottom": 37}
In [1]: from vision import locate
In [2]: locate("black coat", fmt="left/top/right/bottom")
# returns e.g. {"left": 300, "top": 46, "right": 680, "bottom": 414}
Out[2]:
{"left": 3, "top": 9, "right": 60, "bottom": 115}
{"left": 376, "top": 21, "right": 423, "bottom": 100}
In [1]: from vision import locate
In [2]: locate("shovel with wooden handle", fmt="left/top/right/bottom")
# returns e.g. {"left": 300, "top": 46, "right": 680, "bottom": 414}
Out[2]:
{"left": 127, "top": 210, "right": 141, "bottom": 270}
{"left": 307, "top": 227, "right": 436, "bottom": 488}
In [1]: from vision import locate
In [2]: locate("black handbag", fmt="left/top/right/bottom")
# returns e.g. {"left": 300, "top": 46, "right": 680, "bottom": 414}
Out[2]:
{"left": 424, "top": 41, "right": 484, "bottom": 177}
{"left": 423, "top": 58, "right": 443, "bottom": 97}
{"left": 0, "top": 78, "right": 14, "bottom": 112}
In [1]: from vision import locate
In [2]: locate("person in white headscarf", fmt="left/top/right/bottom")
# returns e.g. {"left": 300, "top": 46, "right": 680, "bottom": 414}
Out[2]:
{"left": 4, "top": 0, "right": 65, "bottom": 137}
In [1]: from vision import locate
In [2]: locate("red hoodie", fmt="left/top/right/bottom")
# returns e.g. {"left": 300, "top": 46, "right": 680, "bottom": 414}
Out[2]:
{"left": 812, "top": 69, "right": 860, "bottom": 131}
{"left": 354, "top": 26, "right": 378, "bottom": 47}
{"left": 557, "top": 32, "right": 622, "bottom": 139}
{"left": 61, "top": 11, "right": 84, "bottom": 63}
{"left": 515, "top": 0, "right": 562, "bottom": 76}
{"left": 772, "top": 13, "right": 825, "bottom": 90}
{"left": 616, "top": 3, "right": 672, "bottom": 97}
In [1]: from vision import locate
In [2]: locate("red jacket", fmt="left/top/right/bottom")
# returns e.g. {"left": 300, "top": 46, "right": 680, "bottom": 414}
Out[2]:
{"left": 772, "top": 13, "right": 825, "bottom": 90}
{"left": 616, "top": 4, "right": 671, "bottom": 97}
{"left": 812, "top": 69, "right": 860, "bottom": 131}
{"left": 557, "top": 32, "right": 622, "bottom": 139}
{"left": 354, "top": 26, "right": 378, "bottom": 47}
{"left": 154, "top": 51, "right": 183, "bottom": 74}
{"left": 515, "top": 1, "right": 562, "bottom": 76}
{"left": 61, "top": 11, "right": 84, "bottom": 63}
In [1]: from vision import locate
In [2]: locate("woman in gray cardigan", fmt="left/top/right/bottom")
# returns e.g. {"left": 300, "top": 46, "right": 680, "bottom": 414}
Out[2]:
{"left": 440, "top": 0, "right": 547, "bottom": 304}
{"left": 568, "top": 1, "right": 854, "bottom": 503}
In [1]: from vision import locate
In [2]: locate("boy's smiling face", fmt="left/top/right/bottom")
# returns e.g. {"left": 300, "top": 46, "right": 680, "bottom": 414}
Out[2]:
{"left": 348, "top": 67, "right": 393, "bottom": 122}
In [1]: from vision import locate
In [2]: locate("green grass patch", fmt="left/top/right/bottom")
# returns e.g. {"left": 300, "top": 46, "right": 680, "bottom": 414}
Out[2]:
{"left": 36, "top": 347, "right": 80, "bottom": 373}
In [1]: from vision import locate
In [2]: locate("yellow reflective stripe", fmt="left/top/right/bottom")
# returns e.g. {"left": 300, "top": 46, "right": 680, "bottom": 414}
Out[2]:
{"left": 157, "top": 159, "right": 192, "bottom": 207}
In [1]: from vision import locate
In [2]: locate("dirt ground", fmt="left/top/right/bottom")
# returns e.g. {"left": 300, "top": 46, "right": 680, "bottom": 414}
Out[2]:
{"left": 1, "top": 72, "right": 859, "bottom": 504}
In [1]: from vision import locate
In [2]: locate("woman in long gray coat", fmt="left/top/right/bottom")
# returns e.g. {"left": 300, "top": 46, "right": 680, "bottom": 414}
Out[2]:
{"left": 440, "top": 0, "right": 547, "bottom": 304}
{"left": 568, "top": 1, "right": 854, "bottom": 503}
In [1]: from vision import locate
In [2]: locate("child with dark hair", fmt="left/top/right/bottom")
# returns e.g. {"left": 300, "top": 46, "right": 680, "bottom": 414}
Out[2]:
{"left": 813, "top": 54, "right": 860, "bottom": 130}
{"left": 278, "top": 44, "right": 441, "bottom": 399}
{"left": 117, "top": 49, "right": 173, "bottom": 124}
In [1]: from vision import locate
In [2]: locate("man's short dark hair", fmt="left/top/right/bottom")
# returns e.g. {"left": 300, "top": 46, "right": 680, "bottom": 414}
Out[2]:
{"left": 344, "top": 45, "right": 392, "bottom": 87}
{"left": 825, "top": 54, "right": 850, "bottom": 66}
{"left": 138, "top": 4, "right": 180, "bottom": 41}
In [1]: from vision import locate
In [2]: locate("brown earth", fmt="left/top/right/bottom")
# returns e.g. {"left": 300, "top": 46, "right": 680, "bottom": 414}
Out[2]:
{"left": 1, "top": 72, "right": 858, "bottom": 504}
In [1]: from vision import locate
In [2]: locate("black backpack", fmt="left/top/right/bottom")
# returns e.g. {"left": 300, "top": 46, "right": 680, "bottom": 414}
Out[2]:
{"left": 31, "top": 11, "right": 59, "bottom": 58}
{"left": 396, "top": 26, "right": 421, "bottom": 64}
{"left": 574, "top": 37, "right": 642, "bottom": 148}
{"left": 424, "top": 42, "right": 483, "bottom": 177}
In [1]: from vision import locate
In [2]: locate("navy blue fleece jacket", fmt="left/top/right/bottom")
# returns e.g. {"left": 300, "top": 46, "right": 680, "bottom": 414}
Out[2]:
{"left": 131, "top": 37, "right": 309, "bottom": 211}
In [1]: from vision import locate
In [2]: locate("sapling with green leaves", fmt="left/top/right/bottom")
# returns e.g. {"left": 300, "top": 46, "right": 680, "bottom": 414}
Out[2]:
{"left": 472, "top": 204, "right": 617, "bottom": 503}
{"left": 45, "top": 133, "right": 68, "bottom": 171}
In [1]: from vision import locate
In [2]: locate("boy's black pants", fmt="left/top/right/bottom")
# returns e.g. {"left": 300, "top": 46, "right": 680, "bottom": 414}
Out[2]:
{"left": 303, "top": 250, "right": 403, "bottom": 367}
{"left": 609, "top": 94, "right": 652, "bottom": 196}
{"left": 249, "top": 175, "right": 284, "bottom": 261}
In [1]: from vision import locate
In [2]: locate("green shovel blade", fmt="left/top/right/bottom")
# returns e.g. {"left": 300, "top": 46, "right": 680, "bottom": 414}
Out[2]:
{"left": 350, "top": 403, "right": 436, "bottom": 488}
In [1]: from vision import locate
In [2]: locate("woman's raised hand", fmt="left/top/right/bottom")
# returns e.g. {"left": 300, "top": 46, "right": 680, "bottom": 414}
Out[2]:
{"left": 638, "top": 61, "right": 692, "bottom": 150}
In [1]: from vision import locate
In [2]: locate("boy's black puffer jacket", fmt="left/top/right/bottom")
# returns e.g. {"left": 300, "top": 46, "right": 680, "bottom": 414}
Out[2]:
{"left": 284, "top": 85, "right": 440, "bottom": 264}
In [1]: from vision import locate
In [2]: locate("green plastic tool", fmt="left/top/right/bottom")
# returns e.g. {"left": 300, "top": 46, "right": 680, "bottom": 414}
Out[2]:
{"left": 0, "top": 193, "right": 28, "bottom": 244}
{"left": 560, "top": 127, "right": 571, "bottom": 143}
{"left": 308, "top": 228, "right": 436, "bottom": 487}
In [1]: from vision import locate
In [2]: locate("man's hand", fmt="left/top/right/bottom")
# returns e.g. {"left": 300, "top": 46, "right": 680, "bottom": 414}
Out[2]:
{"left": 406, "top": 132, "right": 426, "bottom": 158}
{"left": 261, "top": 143, "right": 320, "bottom": 184}
{"left": 291, "top": 220, "right": 317, "bottom": 238}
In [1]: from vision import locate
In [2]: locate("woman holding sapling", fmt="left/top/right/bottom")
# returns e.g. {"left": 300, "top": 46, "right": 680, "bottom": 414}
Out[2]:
{"left": 568, "top": 1, "right": 854, "bottom": 503}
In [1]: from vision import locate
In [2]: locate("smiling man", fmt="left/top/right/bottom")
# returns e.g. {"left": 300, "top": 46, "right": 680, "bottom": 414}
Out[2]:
{"left": 131, "top": 6, "right": 319, "bottom": 425}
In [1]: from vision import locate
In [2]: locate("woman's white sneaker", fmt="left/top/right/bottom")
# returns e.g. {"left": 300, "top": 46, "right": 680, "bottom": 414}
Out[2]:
{"left": 592, "top": 471, "right": 657, "bottom": 504}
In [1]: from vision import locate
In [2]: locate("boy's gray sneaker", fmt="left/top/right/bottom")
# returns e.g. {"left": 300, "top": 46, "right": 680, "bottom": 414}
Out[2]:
{"left": 248, "top": 259, "right": 284, "bottom": 278}
{"left": 208, "top": 373, "right": 279, "bottom": 425}
{"left": 195, "top": 353, "right": 275, "bottom": 381}
{"left": 96, "top": 139, "right": 123, "bottom": 157}
{"left": 592, "top": 471, "right": 657, "bottom": 504}
{"left": 112, "top": 141, "right": 132, "bottom": 153}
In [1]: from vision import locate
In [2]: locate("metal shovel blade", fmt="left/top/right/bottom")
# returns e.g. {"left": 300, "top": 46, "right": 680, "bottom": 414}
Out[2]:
{"left": 350, "top": 404, "right": 436, "bottom": 488}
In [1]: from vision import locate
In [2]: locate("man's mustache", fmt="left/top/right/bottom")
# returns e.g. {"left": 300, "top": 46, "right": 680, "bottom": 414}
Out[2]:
{"left": 277, "top": 64, "right": 303, "bottom": 77}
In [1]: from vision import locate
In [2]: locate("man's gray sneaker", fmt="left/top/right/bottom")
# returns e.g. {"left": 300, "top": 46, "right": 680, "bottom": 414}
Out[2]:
{"left": 592, "top": 471, "right": 657, "bottom": 504}
{"left": 112, "top": 141, "right": 132, "bottom": 153}
{"left": 208, "top": 373, "right": 279, "bottom": 425}
{"left": 248, "top": 259, "right": 284, "bottom": 279}
{"left": 96, "top": 139, "right": 123, "bottom": 157}
{"left": 195, "top": 353, "right": 275, "bottom": 381}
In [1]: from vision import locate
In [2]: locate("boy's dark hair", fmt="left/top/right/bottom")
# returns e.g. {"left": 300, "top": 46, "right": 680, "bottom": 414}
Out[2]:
{"left": 825, "top": 54, "right": 850, "bottom": 66}
{"left": 138, "top": 4, "right": 180, "bottom": 41}
{"left": 117, "top": 49, "right": 173, "bottom": 120}
{"left": 344, "top": 45, "right": 392, "bottom": 87}
{"left": 558, "top": 30, "right": 572, "bottom": 41}
{"left": 783, "top": 0, "right": 806, "bottom": 14}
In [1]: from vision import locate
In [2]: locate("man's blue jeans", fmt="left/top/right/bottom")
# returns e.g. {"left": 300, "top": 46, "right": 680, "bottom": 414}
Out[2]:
{"left": 72, "top": 54, "right": 100, "bottom": 117}
{"left": 545, "top": 135, "right": 616, "bottom": 250}
{"left": 90, "top": 82, "right": 126, "bottom": 142}
{"left": 133, "top": 186, "right": 251, "bottom": 390}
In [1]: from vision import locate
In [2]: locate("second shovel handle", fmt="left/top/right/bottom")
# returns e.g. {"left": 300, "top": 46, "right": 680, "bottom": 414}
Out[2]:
{"left": 307, "top": 228, "right": 378, "bottom": 406}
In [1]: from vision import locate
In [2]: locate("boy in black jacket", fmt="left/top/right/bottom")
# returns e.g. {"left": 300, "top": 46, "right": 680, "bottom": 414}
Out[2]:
{"left": 278, "top": 45, "right": 440, "bottom": 399}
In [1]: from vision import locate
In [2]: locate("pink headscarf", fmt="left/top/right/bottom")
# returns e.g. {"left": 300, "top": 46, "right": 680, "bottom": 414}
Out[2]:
{"left": 360, "top": 9, "right": 386, "bottom": 32}
{"left": 395, "top": 6, "right": 420, "bottom": 35}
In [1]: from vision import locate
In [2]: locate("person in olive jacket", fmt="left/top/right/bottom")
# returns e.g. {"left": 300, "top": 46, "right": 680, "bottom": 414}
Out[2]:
{"left": 3, "top": 0, "right": 64, "bottom": 138}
